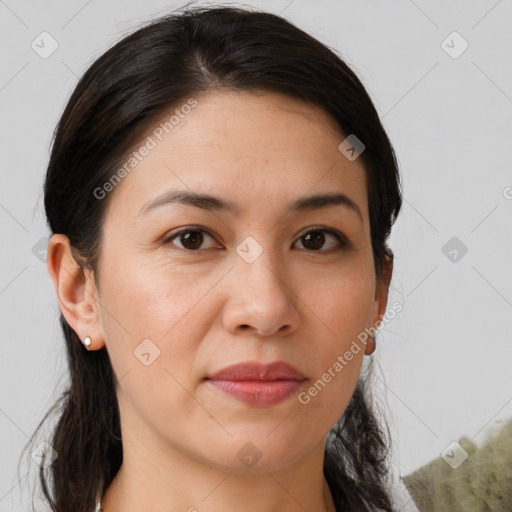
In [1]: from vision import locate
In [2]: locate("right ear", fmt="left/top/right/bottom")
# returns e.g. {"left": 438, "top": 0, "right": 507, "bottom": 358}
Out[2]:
{"left": 46, "top": 234, "right": 105, "bottom": 350}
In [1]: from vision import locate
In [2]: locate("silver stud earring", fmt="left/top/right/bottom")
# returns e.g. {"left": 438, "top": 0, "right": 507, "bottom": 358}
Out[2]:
{"left": 83, "top": 335, "right": 92, "bottom": 350}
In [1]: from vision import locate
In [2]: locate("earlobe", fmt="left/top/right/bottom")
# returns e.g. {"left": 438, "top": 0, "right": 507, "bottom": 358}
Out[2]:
{"left": 46, "top": 234, "right": 103, "bottom": 350}
{"left": 364, "top": 335, "right": 376, "bottom": 356}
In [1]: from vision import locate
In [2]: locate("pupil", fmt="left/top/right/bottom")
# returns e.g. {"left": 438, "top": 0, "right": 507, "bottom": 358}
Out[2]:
{"left": 304, "top": 231, "right": 324, "bottom": 250}
{"left": 182, "top": 231, "right": 202, "bottom": 250}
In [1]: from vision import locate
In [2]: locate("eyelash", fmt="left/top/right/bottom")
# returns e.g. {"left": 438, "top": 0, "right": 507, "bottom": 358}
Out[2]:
{"left": 162, "top": 225, "right": 350, "bottom": 254}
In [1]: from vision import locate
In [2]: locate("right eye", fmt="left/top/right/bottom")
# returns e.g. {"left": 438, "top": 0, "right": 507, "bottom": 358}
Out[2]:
{"left": 163, "top": 227, "right": 220, "bottom": 252}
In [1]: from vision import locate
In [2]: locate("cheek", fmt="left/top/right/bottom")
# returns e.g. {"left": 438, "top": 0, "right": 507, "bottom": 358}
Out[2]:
{"left": 100, "top": 252, "right": 211, "bottom": 338}
{"left": 98, "top": 261, "right": 206, "bottom": 432}
{"left": 98, "top": 253, "right": 228, "bottom": 396}
{"left": 313, "top": 263, "right": 375, "bottom": 345}
{"left": 298, "top": 265, "right": 374, "bottom": 424}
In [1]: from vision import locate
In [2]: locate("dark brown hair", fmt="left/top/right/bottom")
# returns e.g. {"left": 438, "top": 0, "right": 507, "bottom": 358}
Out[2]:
{"left": 20, "top": 4, "right": 402, "bottom": 511}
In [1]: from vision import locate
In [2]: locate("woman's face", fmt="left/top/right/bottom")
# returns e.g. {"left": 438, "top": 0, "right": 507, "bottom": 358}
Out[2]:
{"left": 83, "top": 90, "right": 390, "bottom": 472}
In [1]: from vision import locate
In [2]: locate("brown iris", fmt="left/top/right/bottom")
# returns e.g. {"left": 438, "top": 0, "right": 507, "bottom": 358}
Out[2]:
{"left": 301, "top": 231, "right": 325, "bottom": 251}
{"left": 179, "top": 231, "right": 204, "bottom": 250}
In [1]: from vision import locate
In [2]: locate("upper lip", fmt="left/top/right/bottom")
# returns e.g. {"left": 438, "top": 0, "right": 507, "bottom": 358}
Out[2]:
{"left": 206, "top": 361, "right": 305, "bottom": 381}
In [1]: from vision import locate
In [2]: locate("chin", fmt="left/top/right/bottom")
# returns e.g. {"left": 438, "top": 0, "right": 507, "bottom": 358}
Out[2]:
{"left": 200, "top": 436, "right": 308, "bottom": 474}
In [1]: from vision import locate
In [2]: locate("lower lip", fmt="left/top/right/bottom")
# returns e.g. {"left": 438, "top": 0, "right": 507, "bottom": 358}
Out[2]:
{"left": 206, "top": 379, "right": 305, "bottom": 407}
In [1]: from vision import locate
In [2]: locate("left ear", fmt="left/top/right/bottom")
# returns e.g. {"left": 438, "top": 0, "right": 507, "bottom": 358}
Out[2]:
{"left": 367, "top": 253, "right": 394, "bottom": 353}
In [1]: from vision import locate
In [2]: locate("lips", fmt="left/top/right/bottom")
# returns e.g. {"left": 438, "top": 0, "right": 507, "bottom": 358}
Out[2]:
{"left": 205, "top": 361, "right": 306, "bottom": 407}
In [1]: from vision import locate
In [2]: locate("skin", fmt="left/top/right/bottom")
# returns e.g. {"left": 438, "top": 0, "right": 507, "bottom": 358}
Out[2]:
{"left": 47, "top": 90, "right": 392, "bottom": 512}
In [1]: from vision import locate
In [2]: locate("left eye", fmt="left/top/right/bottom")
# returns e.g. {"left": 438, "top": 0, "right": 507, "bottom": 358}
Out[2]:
{"left": 294, "top": 229, "right": 348, "bottom": 252}
{"left": 163, "top": 227, "right": 348, "bottom": 252}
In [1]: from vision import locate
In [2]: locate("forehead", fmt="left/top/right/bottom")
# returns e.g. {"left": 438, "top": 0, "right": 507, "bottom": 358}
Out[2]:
{"left": 104, "top": 90, "right": 369, "bottom": 222}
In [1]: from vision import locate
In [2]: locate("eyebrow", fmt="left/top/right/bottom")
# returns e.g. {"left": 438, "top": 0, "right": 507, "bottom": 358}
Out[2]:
{"left": 137, "top": 190, "right": 363, "bottom": 222}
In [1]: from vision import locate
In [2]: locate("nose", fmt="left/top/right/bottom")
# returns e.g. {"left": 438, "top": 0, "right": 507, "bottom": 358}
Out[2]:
{"left": 222, "top": 247, "right": 301, "bottom": 337}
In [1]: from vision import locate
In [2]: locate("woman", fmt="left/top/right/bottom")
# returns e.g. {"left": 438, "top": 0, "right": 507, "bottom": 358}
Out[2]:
{"left": 25, "top": 5, "right": 415, "bottom": 511}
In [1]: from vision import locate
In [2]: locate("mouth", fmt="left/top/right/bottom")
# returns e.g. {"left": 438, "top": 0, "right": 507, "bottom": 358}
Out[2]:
{"left": 205, "top": 360, "right": 306, "bottom": 407}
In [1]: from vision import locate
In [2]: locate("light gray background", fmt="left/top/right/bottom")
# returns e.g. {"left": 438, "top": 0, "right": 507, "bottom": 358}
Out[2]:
{"left": 1, "top": 0, "right": 511, "bottom": 510}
